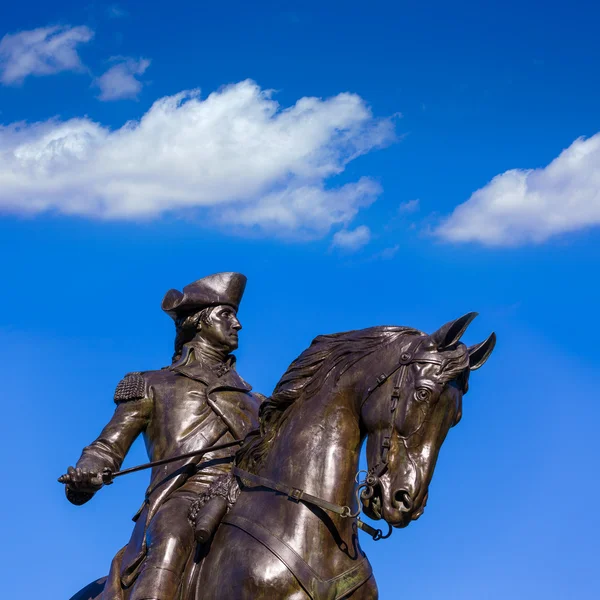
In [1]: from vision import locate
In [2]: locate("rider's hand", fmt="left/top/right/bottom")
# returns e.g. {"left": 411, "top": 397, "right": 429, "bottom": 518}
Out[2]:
{"left": 60, "top": 466, "right": 104, "bottom": 492}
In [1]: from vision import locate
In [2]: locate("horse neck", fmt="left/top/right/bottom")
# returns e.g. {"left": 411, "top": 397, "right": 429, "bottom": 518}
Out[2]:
{"left": 261, "top": 382, "right": 363, "bottom": 508}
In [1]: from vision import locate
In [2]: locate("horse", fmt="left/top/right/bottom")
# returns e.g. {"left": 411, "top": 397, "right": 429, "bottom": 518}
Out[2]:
{"left": 70, "top": 313, "right": 495, "bottom": 600}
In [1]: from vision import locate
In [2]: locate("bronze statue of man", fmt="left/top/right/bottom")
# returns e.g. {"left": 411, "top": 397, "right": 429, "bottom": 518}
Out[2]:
{"left": 61, "top": 273, "right": 262, "bottom": 600}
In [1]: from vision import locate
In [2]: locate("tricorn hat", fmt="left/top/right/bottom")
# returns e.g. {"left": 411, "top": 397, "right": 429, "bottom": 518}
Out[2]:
{"left": 162, "top": 272, "right": 247, "bottom": 320}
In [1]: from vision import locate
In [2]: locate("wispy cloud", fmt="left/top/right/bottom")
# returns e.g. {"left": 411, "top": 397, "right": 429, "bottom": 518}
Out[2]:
{"left": 377, "top": 244, "right": 400, "bottom": 259}
{"left": 95, "top": 57, "right": 150, "bottom": 101}
{"left": 107, "top": 5, "right": 128, "bottom": 19}
{"left": 398, "top": 198, "right": 420, "bottom": 214}
{"left": 331, "top": 225, "right": 372, "bottom": 251}
{"left": 0, "top": 80, "right": 394, "bottom": 240}
{"left": 0, "top": 25, "right": 93, "bottom": 85}
{"left": 436, "top": 133, "right": 600, "bottom": 246}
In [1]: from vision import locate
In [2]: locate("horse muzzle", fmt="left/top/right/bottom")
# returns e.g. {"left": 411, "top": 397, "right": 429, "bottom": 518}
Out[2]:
{"left": 359, "top": 473, "right": 429, "bottom": 527}
{"left": 381, "top": 482, "right": 429, "bottom": 528}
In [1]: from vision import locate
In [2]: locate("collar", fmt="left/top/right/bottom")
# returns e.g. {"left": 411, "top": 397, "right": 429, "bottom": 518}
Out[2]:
{"left": 169, "top": 344, "right": 251, "bottom": 394}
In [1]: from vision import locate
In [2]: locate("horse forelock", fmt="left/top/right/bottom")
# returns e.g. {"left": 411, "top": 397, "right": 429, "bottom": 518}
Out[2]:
{"left": 430, "top": 343, "right": 470, "bottom": 427}
{"left": 236, "top": 326, "right": 422, "bottom": 471}
{"left": 435, "top": 343, "right": 471, "bottom": 388}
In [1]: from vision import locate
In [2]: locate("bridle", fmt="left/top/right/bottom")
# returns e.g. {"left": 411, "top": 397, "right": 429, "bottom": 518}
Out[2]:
{"left": 234, "top": 336, "right": 456, "bottom": 542}
{"left": 357, "top": 336, "right": 469, "bottom": 539}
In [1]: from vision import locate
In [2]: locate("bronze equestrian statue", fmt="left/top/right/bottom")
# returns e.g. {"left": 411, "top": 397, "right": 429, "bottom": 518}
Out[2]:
{"left": 63, "top": 276, "right": 495, "bottom": 600}
{"left": 191, "top": 313, "right": 495, "bottom": 599}
{"left": 61, "top": 273, "right": 263, "bottom": 600}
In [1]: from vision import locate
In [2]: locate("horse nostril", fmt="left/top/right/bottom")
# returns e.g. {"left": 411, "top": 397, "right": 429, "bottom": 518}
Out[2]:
{"left": 393, "top": 489, "right": 413, "bottom": 512}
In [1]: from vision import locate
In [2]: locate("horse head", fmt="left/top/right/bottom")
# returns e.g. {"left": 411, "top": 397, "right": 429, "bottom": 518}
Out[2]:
{"left": 360, "top": 313, "right": 495, "bottom": 528}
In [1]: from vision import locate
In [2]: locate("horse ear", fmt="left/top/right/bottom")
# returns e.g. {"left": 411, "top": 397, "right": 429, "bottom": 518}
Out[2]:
{"left": 468, "top": 332, "right": 496, "bottom": 370}
{"left": 430, "top": 312, "right": 478, "bottom": 349}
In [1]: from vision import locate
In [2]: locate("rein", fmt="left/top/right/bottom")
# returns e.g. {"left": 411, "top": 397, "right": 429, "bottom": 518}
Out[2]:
{"left": 232, "top": 465, "right": 393, "bottom": 541}
{"left": 232, "top": 466, "right": 357, "bottom": 518}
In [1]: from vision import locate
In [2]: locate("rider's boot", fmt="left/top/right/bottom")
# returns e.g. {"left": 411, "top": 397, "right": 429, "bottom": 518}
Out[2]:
{"left": 128, "top": 565, "right": 180, "bottom": 600}
{"left": 127, "top": 497, "right": 196, "bottom": 600}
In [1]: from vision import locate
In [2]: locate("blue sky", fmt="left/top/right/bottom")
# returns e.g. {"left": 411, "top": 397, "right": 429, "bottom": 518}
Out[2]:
{"left": 1, "top": 1, "right": 598, "bottom": 598}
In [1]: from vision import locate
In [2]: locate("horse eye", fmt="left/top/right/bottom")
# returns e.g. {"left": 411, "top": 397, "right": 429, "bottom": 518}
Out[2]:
{"left": 415, "top": 388, "right": 431, "bottom": 401}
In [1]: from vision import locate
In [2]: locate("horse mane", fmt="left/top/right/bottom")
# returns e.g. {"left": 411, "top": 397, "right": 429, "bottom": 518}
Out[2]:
{"left": 237, "top": 325, "right": 422, "bottom": 471}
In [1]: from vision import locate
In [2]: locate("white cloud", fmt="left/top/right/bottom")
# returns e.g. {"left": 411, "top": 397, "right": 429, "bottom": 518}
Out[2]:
{"left": 95, "top": 57, "right": 150, "bottom": 101}
{"left": 331, "top": 225, "right": 371, "bottom": 251}
{"left": 435, "top": 133, "right": 600, "bottom": 246}
{"left": 0, "top": 25, "right": 93, "bottom": 85}
{"left": 398, "top": 198, "right": 419, "bottom": 213}
{"left": 222, "top": 178, "right": 380, "bottom": 237}
{"left": 0, "top": 80, "right": 394, "bottom": 239}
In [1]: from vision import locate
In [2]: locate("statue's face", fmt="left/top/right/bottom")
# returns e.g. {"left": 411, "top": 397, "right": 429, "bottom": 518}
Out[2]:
{"left": 198, "top": 305, "right": 242, "bottom": 352}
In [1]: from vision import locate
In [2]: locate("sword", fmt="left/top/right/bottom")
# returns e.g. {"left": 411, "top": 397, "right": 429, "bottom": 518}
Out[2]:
{"left": 58, "top": 434, "right": 252, "bottom": 486}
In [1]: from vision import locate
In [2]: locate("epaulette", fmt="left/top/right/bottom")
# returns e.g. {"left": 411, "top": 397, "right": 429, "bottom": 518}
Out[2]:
{"left": 114, "top": 372, "right": 146, "bottom": 404}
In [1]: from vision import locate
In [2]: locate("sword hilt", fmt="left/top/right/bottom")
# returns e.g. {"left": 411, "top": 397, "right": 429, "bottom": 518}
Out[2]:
{"left": 57, "top": 468, "right": 112, "bottom": 487}
{"left": 101, "top": 467, "right": 114, "bottom": 485}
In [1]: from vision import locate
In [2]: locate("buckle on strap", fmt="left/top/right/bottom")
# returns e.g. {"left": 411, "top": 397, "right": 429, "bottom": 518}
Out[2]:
{"left": 382, "top": 435, "right": 391, "bottom": 462}
{"left": 289, "top": 488, "right": 304, "bottom": 502}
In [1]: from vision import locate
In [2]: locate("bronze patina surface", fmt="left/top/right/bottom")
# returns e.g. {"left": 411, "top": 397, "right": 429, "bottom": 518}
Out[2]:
{"left": 63, "top": 276, "right": 495, "bottom": 600}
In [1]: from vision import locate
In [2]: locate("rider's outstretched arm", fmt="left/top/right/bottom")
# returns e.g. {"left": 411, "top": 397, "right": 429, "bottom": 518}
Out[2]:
{"left": 62, "top": 372, "right": 153, "bottom": 505}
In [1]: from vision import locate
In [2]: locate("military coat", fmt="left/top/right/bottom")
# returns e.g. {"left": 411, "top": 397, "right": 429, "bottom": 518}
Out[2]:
{"left": 68, "top": 342, "right": 262, "bottom": 582}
